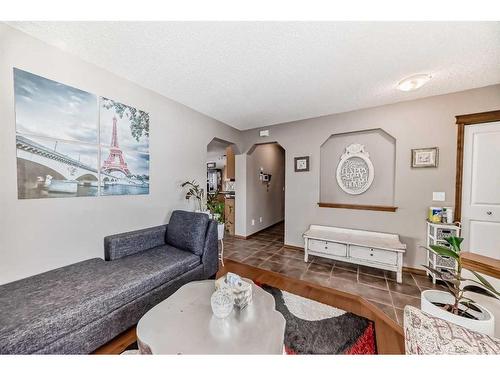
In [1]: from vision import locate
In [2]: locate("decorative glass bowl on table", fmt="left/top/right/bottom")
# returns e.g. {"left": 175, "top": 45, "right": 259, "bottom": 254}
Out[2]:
{"left": 215, "top": 272, "right": 253, "bottom": 309}
{"left": 210, "top": 289, "right": 234, "bottom": 319}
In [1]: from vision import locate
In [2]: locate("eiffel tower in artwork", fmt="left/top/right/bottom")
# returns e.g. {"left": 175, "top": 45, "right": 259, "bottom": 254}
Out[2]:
{"left": 102, "top": 116, "right": 131, "bottom": 176}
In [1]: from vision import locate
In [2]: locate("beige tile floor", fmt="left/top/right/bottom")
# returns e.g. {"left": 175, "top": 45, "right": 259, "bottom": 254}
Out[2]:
{"left": 223, "top": 222, "right": 446, "bottom": 325}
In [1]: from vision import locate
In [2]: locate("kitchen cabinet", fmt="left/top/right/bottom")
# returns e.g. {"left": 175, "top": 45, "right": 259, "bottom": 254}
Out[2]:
{"left": 225, "top": 146, "right": 235, "bottom": 180}
{"left": 225, "top": 198, "right": 235, "bottom": 235}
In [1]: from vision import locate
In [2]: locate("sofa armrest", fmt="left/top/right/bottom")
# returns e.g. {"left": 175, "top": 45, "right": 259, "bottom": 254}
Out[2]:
{"left": 201, "top": 220, "right": 219, "bottom": 277}
{"left": 104, "top": 224, "right": 168, "bottom": 261}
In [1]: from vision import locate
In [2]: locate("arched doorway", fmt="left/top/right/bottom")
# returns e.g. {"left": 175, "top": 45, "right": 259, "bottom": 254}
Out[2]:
{"left": 244, "top": 142, "right": 285, "bottom": 243}
{"left": 206, "top": 137, "right": 238, "bottom": 237}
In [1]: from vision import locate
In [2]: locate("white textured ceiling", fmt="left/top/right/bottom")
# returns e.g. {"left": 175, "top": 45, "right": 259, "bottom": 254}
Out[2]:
{"left": 7, "top": 22, "right": 500, "bottom": 130}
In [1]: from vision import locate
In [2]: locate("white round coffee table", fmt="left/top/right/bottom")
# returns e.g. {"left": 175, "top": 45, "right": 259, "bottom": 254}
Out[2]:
{"left": 136, "top": 279, "right": 286, "bottom": 354}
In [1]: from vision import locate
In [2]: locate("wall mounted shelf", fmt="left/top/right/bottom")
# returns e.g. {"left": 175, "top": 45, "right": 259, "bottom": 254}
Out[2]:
{"left": 317, "top": 202, "right": 398, "bottom": 212}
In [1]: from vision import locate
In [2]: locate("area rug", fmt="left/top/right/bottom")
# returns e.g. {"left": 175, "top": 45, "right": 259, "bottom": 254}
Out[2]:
{"left": 121, "top": 284, "right": 377, "bottom": 355}
{"left": 261, "top": 284, "right": 377, "bottom": 354}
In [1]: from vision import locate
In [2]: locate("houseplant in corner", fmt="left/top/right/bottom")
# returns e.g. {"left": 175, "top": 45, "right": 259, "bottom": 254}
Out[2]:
{"left": 207, "top": 191, "right": 225, "bottom": 240}
{"left": 181, "top": 180, "right": 207, "bottom": 214}
{"left": 422, "top": 236, "right": 499, "bottom": 335}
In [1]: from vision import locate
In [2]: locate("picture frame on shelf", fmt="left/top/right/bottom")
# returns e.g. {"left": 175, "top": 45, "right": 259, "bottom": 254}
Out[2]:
{"left": 411, "top": 147, "right": 439, "bottom": 168}
{"left": 294, "top": 156, "right": 310, "bottom": 172}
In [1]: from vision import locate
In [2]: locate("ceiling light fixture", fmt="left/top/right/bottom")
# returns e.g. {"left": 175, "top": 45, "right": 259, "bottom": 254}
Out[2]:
{"left": 397, "top": 74, "right": 432, "bottom": 92}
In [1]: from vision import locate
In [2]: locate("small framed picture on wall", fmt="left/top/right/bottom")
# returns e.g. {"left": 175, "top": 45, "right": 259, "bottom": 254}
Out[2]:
{"left": 294, "top": 156, "right": 310, "bottom": 172}
{"left": 411, "top": 147, "right": 439, "bottom": 168}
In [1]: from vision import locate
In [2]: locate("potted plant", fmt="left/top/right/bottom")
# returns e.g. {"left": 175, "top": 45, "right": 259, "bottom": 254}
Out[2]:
{"left": 422, "top": 236, "right": 499, "bottom": 335}
{"left": 207, "top": 192, "right": 225, "bottom": 240}
{"left": 181, "top": 180, "right": 208, "bottom": 214}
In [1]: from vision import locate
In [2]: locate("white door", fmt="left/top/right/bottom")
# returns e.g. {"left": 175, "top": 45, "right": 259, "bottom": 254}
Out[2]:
{"left": 461, "top": 122, "right": 500, "bottom": 259}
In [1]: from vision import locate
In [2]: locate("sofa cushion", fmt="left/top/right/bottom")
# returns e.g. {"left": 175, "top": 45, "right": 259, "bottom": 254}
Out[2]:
{"left": 104, "top": 224, "right": 167, "bottom": 261}
{"left": 0, "top": 246, "right": 200, "bottom": 354}
{"left": 166, "top": 210, "right": 210, "bottom": 255}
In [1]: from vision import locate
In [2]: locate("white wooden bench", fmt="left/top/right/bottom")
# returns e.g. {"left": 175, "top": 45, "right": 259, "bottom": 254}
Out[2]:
{"left": 303, "top": 225, "right": 406, "bottom": 283}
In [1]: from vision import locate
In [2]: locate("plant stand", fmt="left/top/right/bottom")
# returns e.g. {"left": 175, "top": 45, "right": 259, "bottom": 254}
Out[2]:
{"left": 216, "top": 222, "right": 225, "bottom": 267}
{"left": 219, "top": 239, "right": 224, "bottom": 267}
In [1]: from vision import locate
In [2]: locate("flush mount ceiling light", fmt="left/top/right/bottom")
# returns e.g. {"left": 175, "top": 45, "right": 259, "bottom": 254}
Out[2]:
{"left": 397, "top": 74, "right": 432, "bottom": 92}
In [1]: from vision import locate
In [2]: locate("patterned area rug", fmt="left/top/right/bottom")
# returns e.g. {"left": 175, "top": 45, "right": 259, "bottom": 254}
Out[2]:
{"left": 121, "top": 284, "right": 377, "bottom": 355}
{"left": 261, "top": 284, "right": 377, "bottom": 354}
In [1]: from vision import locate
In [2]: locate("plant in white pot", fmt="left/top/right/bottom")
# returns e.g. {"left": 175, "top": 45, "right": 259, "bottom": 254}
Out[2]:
{"left": 423, "top": 236, "right": 500, "bottom": 335}
{"left": 207, "top": 191, "right": 231, "bottom": 240}
{"left": 207, "top": 199, "right": 225, "bottom": 240}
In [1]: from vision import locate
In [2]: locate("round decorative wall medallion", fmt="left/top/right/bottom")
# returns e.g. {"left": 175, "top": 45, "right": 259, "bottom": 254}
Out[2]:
{"left": 336, "top": 143, "right": 374, "bottom": 195}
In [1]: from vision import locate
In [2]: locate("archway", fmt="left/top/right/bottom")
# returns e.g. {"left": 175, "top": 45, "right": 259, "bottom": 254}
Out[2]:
{"left": 244, "top": 142, "right": 286, "bottom": 243}
{"left": 206, "top": 137, "right": 238, "bottom": 237}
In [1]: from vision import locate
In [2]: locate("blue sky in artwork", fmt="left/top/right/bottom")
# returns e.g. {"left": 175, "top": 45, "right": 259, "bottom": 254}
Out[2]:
{"left": 99, "top": 97, "right": 149, "bottom": 154}
{"left": 14, "top": 68, "right": 98, "bottom": 143}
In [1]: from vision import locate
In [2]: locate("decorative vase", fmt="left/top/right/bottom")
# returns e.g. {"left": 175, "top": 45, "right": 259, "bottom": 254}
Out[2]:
{"left": 210, "top": 289, "right": 233, "bottom": 319}
{"left": 421, "top": 290, "right": 495, "bottom": 336}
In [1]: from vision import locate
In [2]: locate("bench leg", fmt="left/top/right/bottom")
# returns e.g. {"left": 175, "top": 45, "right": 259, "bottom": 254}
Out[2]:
{"left": 397, "top": 253, "right": 403, "bottom": 283}
{"left": 304, "top": 239, "right": 309, "bottom": 262}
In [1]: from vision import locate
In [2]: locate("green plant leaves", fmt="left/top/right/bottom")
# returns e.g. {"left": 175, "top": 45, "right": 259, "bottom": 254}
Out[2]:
{"left": 423, "top": 236, "right": 499, "bottom": 313}
{"left": 444, "top": 236, "right": 464, "bottom": 253}
{"left": 463, "top": 284, "right": 499, "bottom": 299}
{"left": 460, "top": 300, "right": 482, "bottom": 312}
{"left": 470, "top": 271, "right": 500, "bottom": 297}
{"left": 429, "top": 244, "right": 460, "bottom": 260}
{"left": 422, "top": 265, "right": 456, "bottom": 294}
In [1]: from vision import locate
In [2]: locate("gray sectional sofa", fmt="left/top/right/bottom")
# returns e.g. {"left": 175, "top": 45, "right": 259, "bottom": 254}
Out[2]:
{"left": 0, "top": 210, "right": 219, "bottom": 354}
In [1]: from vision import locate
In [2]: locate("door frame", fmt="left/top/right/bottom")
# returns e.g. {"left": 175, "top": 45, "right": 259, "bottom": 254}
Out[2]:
{"left": 454, "top": 110, "right": 500, "bottom": 222}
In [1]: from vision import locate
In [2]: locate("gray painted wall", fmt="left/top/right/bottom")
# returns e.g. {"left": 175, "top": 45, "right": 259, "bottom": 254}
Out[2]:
{"left": 240, "top": 85, "right": 500, "bottom": 268}
{"left": 0, "top": 24, "right": 242, "bottom": 284}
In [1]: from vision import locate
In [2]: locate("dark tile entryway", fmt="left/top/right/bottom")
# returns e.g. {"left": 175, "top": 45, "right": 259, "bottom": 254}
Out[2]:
{"left": 222, "top": 222, "right": 446, "bottom": 326}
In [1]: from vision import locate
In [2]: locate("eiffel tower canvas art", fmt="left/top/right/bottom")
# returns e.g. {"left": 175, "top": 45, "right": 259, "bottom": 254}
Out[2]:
{"left": 101, "top": 116, "right": 131, "bottom": 176}
{"left": 13, "top": 68, "right": 150, "bottom": 199}
{"left": 99, "top": 97, "right": 150, "bottom": 196}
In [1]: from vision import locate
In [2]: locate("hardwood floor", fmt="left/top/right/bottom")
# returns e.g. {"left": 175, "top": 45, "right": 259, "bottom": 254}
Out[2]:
{"left": 93, "top": 326, "right": 137, "bottom": 355}
{"left": 95, "top": 259, "right": 404, "bottom": 354}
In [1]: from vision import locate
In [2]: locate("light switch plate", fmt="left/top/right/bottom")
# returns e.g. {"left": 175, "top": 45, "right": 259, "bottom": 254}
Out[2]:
{"left": 433, "top": 192, "right": 446, "bottom": 201}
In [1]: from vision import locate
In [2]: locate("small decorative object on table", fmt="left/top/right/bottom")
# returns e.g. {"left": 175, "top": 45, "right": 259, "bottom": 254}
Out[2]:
{"left": 216, "top": 272, "right": 253, "bottom": 309}
{"left": 210, "top": 289, "right": 234, "bottom": 319}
